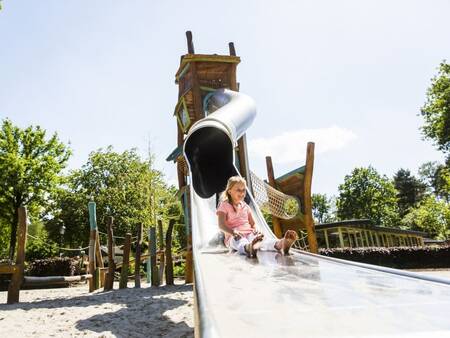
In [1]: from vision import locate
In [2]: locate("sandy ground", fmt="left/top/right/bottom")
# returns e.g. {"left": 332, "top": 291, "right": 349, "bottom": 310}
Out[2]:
{"left": 0, "top": 280, "right": 194, "bottom": 338}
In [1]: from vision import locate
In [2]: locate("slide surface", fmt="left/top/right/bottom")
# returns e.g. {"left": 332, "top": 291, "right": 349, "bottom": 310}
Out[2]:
{"left": 184, "top": 90, "right": 450, "bottom": 338}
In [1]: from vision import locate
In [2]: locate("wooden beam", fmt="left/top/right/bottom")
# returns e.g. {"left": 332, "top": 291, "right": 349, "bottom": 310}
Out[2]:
{"left": 135, "top": 223, "right": 143, "bottom": 288}
{"left": 337, "top": 227, "right": 344, "bottom": 248}
{"left": 303, "top": 142, "right": 318, "bottom": 253}
{"left": 150, "top": 226, "right": 160, "bottom": 286}
{"left": 119, "top": 233, "right": 132, "bottom": 289}
{"left": 323, "top": 229, "right": 329, "bottom": 249}
{"left": 228, "top": 42, "right": 236, "bottom": 56}
{"left": 24, "top": 274, "right": 92, "bottom": 285}
{"left": 186, "top": 31, "right": 195, "bottom": 54}
{"left": 265, "top": 156, "right": 283, "bottom": 238}
{"left": 7, "top": 206, "right": 27, "bottom": 304}
{"left": 158, "top": 219, "right": 165, "bottom": 285}
{"left": 104, "top": 216, "right": 115, "bottom": 291}
{"left": 165, "top": 219, "right": 175, "bottom": 286}
{"left": 0, "top": 264, "right": 17, "bottom": 275}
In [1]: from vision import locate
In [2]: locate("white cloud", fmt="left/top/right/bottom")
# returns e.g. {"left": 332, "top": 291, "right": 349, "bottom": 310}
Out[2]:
{"left": 249, "top": 126, "right": 357, "bottom": 163}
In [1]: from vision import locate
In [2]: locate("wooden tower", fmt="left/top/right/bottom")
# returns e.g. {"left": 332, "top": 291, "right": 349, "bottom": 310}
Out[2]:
{"left": 167, "top": 31, "right": 250, "bottom": 282}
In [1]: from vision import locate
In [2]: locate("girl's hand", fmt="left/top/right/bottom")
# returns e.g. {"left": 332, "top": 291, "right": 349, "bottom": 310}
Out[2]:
{"left": 232, "top": 230, "right": 242, "bottom": 240}
{"left": 252, "top": 229, "right": 262, "bottom": 236}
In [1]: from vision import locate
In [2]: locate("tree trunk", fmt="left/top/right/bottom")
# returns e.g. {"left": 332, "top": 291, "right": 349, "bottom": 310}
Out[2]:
{"left": 8, "top": 207, "right": 19, "bottom": 261}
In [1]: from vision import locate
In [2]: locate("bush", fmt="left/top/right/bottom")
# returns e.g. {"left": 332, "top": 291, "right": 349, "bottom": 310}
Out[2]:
{"left": 173, "top": 262, "right": 185, "bottom": 277}
{"left": 319, "top": 246, "right": 450, "bottom": 269}
{"left": 27, "top": 257, "right": 81, "bottom": 277}
{"left": 26, "top": 239, "right": 58, "bottom": 261}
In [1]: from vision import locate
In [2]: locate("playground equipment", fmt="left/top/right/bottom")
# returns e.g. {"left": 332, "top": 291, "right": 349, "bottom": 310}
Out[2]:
{"left": 0, "top": 207, "right": 93, "bottom": 304}
{"left": 172, "top": 33, "right": 450, "bottom": 337}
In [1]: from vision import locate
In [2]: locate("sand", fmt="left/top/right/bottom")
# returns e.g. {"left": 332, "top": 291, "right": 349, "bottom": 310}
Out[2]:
{"left": 0, "top": 281, "right": 194, "bottom": 338}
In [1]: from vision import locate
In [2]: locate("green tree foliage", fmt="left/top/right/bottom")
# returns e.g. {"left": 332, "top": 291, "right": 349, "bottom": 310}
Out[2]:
{"left": 336, "top": 167, "right": 400, "bottom": 226}
{"left": 312, "top": 193, "right": 335, "bottom": 223}
{"left": 0, "top": 119, "right": 70, "bottom": 259}
{"left": 393, "top": 169, "right": 426, "bottom": 218}
{"left": 46, "top": 147, "right": 183, "bottom": 248}
{"left": 402, "top": 195, "right": 450, "bottom": 240}
{"left": 420, "top": 61, "right": 450, "bottom": 156}
{"left": 419, "top": 161, "right": 450, "bottom": 202}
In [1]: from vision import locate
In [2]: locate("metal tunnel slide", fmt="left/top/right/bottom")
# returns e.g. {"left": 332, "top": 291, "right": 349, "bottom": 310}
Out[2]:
{"left": 183, "top": 89, "right": 450, "bottom": 338}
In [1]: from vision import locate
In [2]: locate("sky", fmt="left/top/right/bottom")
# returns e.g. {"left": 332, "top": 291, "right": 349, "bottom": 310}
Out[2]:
{"left": 0, "top": 1, "right": 448, "bottom": 196}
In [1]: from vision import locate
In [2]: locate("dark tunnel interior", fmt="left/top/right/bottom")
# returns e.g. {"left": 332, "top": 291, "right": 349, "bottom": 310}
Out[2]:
{"left": 184, "top": 127, "right": 237, "bottom": 198}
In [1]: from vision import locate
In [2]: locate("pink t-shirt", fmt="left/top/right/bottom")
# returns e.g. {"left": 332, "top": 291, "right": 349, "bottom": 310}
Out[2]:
{"left": 216, "top": 200, "right": 254, "bottom": 246}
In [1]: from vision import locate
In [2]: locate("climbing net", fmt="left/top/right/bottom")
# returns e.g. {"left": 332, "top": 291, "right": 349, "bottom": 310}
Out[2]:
{"left": 249, "top": 171, "right": 300, "bottom": 220}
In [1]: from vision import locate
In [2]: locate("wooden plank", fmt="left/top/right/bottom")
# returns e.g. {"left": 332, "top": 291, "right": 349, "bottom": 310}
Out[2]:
{"left": 186, "top": 31, "right": 195, "bottom": 54}
{"left": 265, "top": 156, "right": 283, "bottom": 238}
{"left": 23, "top": 274, "right": 93, "bottom": 285}
{"left": 158, "top": 219, "right": 165, "bottom": 285}
{"left": 323, "top": 229, "right": 329, "bottom": 249}
{"left": 104, "top": 216, "right": 115, "bottom": 291}
{"left": 228, "top": 42, "right": 236, "bottom": 56}
{"left": 150, "top": 227, "right": 159, "bottom": 286}
{"left": 0, "top": 264, "right": 16, "bottom": 275}
{"left": 7, "top": 206, "right": 27, "bottom": 304}
{"left": 135, "top": 223, "right": 143, "bottom": 288}
{"left": 165, "top": 219, "right": 175, "bottom": 286}
{"left": 303, "top": 142, "right": 318, "bottom": 253}
{"left": 337, "top": 227, "right": 344, "bottom": 248}
{"left": 119, "top": 233, "right": 132, "bottom": 289}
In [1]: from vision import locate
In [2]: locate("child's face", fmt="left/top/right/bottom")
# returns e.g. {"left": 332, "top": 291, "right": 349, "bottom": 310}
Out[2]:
{"left": 229, "top": 183, "right": 246, "bottom": 204}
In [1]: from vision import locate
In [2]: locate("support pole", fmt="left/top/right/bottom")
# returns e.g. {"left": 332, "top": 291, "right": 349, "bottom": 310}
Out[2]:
{"left": 265, "top": 156, "right": 283, "bottom": 238}
{"left": 150, "top": 226, "right": 160, "bottom": 286}
{"left": 303, "top": 142, "right": 318, "bottom": 253}
{"left": 7, "top": 206, "right": 27, "bottom": 304}
{"left": 135, "top": 223, "right": 143, "bottom": 288}
{"left": 104, "top": 216, "right": 115, "bottom": 291}
{"left": 186, "top": 31, "right": 195, "bottom": 54}
{"left": 88, "top": 201, "right": 97, "bottom": 292}
{"left": 158, "top": 219, "right": 165, "bottom": 285}
{"left": 119, "top": 233, "right": 132, "bottom": 289}
{"left": 165, "top": 219, "right": 175, "bottom": 286}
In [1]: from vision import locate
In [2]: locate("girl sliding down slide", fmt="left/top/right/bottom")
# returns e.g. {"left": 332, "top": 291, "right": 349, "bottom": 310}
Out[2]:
{"left": 216, "top": 176, "right": 298, "bottom": 258}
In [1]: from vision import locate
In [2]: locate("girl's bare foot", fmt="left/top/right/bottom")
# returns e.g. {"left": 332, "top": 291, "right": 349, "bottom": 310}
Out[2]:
{"left": 275, "top": 230, "right": 298, "bottom": 255}
{"left": 245, "top": 234, "right": 264, "bottom": 258}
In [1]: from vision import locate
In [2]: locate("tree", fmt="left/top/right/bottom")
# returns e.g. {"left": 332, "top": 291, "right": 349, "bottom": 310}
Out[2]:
{"left": 402, "top": 195, "right": 450, "bottom": 240}
{"left": 393, "top": 169, "right": 426, "bottom": 218}
{"left": 419, "top": 161, "right": 450, "bottom": 202}
{"left": 420, "top": 61, "right": 450, "bottom": 156}
{"left": 312, "top": 193, "right": 335, "bottom": 223}
{"left": 46, "top": 147, "right": 182, "bottom": 247}
{"left": 0, "top": 119, "right": 70, "bottom": 259}
{"left": 336, "top": 167, "right": 400, "bottom": 226}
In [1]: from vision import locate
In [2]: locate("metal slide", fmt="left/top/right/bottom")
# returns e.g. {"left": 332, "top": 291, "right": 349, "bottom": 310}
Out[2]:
{"left": 183, "top": 89, "right": 450, "bottom": 338}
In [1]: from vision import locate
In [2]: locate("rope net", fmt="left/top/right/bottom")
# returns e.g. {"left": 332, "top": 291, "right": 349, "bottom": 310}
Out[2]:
{"left": 249, "top": 171, "right": 300, "bottom": 220}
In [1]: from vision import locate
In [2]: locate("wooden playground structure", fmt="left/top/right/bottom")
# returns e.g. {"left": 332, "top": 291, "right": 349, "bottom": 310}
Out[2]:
{"left": 0, "top": 203, "right": 178, "bottom": 304}
{"left": 167, "top": 32, "right": 319, "bottom": 281}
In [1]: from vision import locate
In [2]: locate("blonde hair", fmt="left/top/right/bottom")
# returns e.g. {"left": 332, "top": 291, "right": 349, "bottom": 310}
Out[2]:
{"left": 221, "top": 176, "right": 247, "bottom": 207}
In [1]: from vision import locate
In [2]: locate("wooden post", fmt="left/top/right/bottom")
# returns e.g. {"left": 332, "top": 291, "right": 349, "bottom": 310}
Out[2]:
{"left": 165, "top": 219, "right": 175, "bottom": 286}
{"left": 323, "top": 229, "right": 329, "bottom": 249}
{"left": 135, "top": 223, "right": 143, "bottom": 288}
{"left": 150, "top": 227, "right": 160, "bottom": 286}
{"left": 337, "top": 227, "right": 345, "bottom": 248}
{"left": 146, "top": 228, "right": 151, "bottom": 284}
{"left": 104, "top": 216, "right": 115, "bottom": 291}
{"left": 228, "top": 42, "right": 236, "bottom": 56}
{"left": 88, "top": 201, "right": 97, "bottom": 292}
{"left": 7, "top": 206, "right": 27, "bottom": 304}
{"left": 119, "top": 233, "right": 132, "bottom": 289}
{"left": 303, "top": 142, "right": 318, "bottom": 253}
{"left": 265, "top": 156, "right": 283, "bottom": 238}
{"left": 157, "top": 219, "right": 165, "bottom": 285}
{"left": 186, "top": 30, "right": 195, "bottom": 54}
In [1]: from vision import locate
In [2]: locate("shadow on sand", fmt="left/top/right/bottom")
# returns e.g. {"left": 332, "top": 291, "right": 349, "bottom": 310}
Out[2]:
{"left": 0, "top": 284, "right": 194, "bottom": 338}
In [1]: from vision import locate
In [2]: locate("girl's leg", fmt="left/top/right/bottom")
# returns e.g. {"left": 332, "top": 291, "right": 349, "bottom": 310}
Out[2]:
{"left": 229, "top": 235, "right": 252, "bottom": 255}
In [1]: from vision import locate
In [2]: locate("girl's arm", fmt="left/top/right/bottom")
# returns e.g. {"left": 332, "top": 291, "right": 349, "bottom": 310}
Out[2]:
{"left": 217, "top": 212, "right": 234, "bottom": 235}
{"left": 248, "top": 210, "right": 256, "bottom": 228}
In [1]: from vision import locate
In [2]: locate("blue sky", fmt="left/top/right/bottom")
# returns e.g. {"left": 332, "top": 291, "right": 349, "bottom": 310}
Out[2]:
{"left": 1, "top": 1, "right": 448, "bottom": 196}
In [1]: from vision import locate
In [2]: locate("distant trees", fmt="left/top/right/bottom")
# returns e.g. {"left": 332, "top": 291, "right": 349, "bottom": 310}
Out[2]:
{"left": 393, "top": 169, "right": 426, "bottom": 218}
{"left": 0, "top": 119, "right": 71, "bottom": 259}
{"left": 312, "top": 193, "right": 335, "bottom": 224}
{"left": 402, "top": 195, "right": 450, "bottom": 240}
{"left": 420, "top": 61, "right": 450, "bottom": 156}
{"left": 336, "top": 167, "right": 399, "bottom": 227}
{"left": 45, "top": 147, "right": 183, "bottom": 248}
